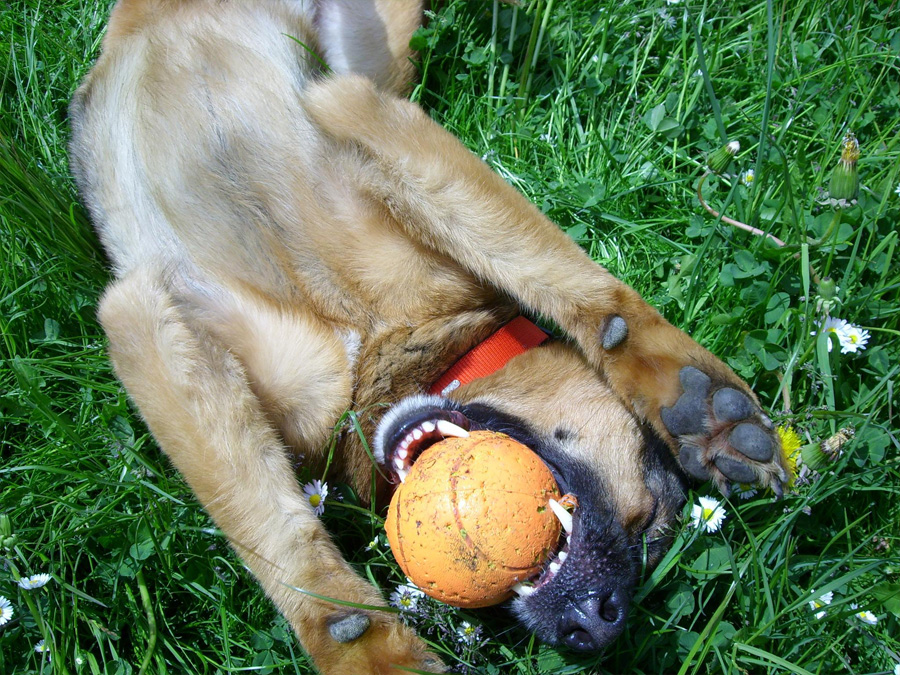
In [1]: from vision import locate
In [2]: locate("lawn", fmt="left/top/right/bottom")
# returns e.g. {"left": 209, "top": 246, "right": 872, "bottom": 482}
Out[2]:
{"left": 1, "top": 0, "right": 898, "bottom": 673}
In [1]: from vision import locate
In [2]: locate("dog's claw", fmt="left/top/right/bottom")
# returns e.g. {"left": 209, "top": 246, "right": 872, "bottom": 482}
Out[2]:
{"left": 665, "top": 367, "right": 785, "bottom": 495}
{"left": 327, "top": 612, "right": 371, "bottom": 643}
{"left": 601, "top": 315, "right": 628, "bottom": 350}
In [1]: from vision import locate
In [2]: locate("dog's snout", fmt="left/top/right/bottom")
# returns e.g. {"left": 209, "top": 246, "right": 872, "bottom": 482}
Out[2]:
{"left": 559, "top": 591, "right": 627, "bottom": 651}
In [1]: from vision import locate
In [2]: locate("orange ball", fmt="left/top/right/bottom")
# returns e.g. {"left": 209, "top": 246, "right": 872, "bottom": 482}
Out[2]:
{"left": 385, "top": 430, "right": 561, "bottom": 608}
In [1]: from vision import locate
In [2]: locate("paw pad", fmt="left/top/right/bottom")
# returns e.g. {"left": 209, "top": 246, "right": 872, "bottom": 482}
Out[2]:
{"left": 729, "top": 422, "right": 774, "bottom": 461}
{"left": 328, "top": 612, "right": 371, "bottom": 643}
{"left": 660, "top": 366, "right": 710, "bottom": 436}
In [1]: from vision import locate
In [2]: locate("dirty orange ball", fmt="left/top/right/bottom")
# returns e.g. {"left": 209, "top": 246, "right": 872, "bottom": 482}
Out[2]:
{"left": 385, "top": 430, "right": 561, "bottom": 608}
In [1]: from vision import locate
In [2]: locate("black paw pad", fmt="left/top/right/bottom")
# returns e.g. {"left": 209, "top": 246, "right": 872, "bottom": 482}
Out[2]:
{"left": 712, "top": 388, "right": 754, "bottom": 422}
{"left": 328, "top": 612, "right": 371, "bottom": 643}
{"left": 729, "top": 423, "right": 775, "bottom": 461}
{"left": 714, "top": 455, "right": 758, "bottom": 484}
{"left": 601, "top": 315, "right": 628, "bottom": 350}
{"left": 661, "top": 367, "right": 711, "bottom": 436}
{"left": 679, "top": 445, "right": 711, "bottom": 481}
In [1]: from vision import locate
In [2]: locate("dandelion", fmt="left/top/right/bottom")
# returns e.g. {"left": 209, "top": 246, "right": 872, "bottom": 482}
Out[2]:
{"left": 838, "top": 323, "right": 869, "bottom": 354}
{"left": 828, "top": 131, "right": 860, "bottom": 204}
{"left": 302, "top": 480, "right": 328, "bottom": 516}
{"left": 809, "top": 590, "right": 833, "bottom": 619}
{"left": 390, "top": 583, "right": 425, "bottom": 612}
{"left": 777, "top": 426, "right": 802, "bottom": 486}
{"left": 707, "top": 141, "right": 740, "bottom": 175}
{"left": 0, "top": 596, "right": 13, "bottom": 626}
{"left": 17, "top": 573, "right": 52, "bottom": 590}
{"left": 741, "top": 169, "right": 755, "bottom": 187}
{"left": 456, "top": 620, "right": 483, "bottom": 645}
{"left": 690, "top": 496, "right": 726, "bottom": 532}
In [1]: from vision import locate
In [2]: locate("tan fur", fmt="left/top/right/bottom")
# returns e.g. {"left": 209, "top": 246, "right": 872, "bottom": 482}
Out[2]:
{"left": 70, "top": 1, "right": 782, "bottom": 671}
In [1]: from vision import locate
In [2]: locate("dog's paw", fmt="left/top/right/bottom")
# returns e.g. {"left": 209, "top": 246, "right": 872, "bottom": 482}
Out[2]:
{"left": 661, "top": 366, "right": 787, "bottom": 496}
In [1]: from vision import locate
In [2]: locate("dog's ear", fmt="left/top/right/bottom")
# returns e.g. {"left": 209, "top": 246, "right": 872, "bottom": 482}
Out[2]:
{"left": 315, "top": 0, "right": 423, "bottom": 95}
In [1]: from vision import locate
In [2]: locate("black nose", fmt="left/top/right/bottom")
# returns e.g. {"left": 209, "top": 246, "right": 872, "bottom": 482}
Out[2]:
{"left": 558, "top": 591, "right": 627, "bottom": 651}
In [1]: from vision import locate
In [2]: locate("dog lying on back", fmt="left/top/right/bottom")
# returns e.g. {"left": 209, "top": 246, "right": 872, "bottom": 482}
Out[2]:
{"left": 69, "top": 1, "right": 787, "bottom": 672}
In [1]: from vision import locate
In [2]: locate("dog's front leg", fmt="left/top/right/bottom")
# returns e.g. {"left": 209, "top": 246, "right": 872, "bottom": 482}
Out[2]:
{"left": 304, "top": 75, "right": 787, "bottom": 496}
{"left": 98, "top": 268, "right": 443, "bottom": 675}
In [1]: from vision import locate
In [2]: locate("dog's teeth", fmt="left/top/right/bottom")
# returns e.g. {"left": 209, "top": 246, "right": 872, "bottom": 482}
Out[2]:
{"left": 397, "top": 448, "right": 408, "bottom": 460}
{"left": 412, "top": 428, "right": 424, "bottom": 440}
{"left": 512, "top": 582, "right": 534, "bottom": 597}
{"left": 548, "top": 499, "right": 573, "bottom": 534}
{"left": 558, "top": 551, "right": 568, "bottom": 562}
{"left": 394, "top": 457, "right": 405, "bottom": 470}
{"left": 421, "top": 421, "right": 436, "bottom": 433}
{"left": 397, "top": 468, "right": 409, "bottom": 483}
{"left": 549, "top": 562, "right": 561, "bottom": 574}
{"left": 436, "top": 420, "right": 469, "bottom": 438}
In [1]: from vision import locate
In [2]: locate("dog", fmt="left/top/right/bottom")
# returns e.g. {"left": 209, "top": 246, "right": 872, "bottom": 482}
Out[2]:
{"left": 69, "top": 1, "right": 788, "bottom": 672}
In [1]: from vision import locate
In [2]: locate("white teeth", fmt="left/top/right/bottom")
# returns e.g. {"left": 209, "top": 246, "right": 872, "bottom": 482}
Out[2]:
{"left": 397, "top": 448, "right": 408, "bottom": 460}
{"left": 512, "top": 582, "right": 534, "bottom": 597}
{"left": 549, "top": 562, "right": 561, "bottom": 574}
{"left": 436, "top": 420, "right": 469, "bottom": 438}
{"left": 421, "top": 421, "right": 436, "bottom": 433}
{"left": 397, "top": 468, "right": 408, "bottom": 483}
{"left": 558, "top": 551, "right": 568, "bottom": 562}
{"left": 549, "top": 499, "right": 573, "bottom": 535}
{"left": 412, "top": 428, "right": 423, "bottom": 440}
{"left": 394, "top": 457, "right": 405, "bottom": 470}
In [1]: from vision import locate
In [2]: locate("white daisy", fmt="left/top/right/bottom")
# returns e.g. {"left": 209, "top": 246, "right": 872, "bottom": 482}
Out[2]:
{"left": 894, "top": 663, "right": 900, "bottom": 675}
{"left": 851, "top": 604, "right": 878, "bottom": 625}
{"left": 741, "top": 169, "right": 755, "bottom": 187}
{"left": 456, "top": 620, "right": 482, "bottom": 645}
{"left": 809, "top": 590, "right": 833, "bottom": 619}
{"left": 17, "top": 573, "right": 52, "bottom": 590}
{"left": 34, "top": 639, "right": 51, "bottom": 661}
{"left": 389, "top": 583, "right": 425, "bottom": 612}
{"left": 0, "top": 596, "right": 13, "bottom": 625}
{"left": 812, "top": 316, "right": 849, "bottom": 352}
{"left": 733, "top": 483, "right": 758, "bottom": 500}
{"left": 838, "top": 323, "right": 870, "bottom": 354}
{"left": 302, "top": 480, "right": 328, "bottom": 516}
{"left": 895, "top": 183, "right": 900, "bottom": 197}
{"left": 690, "top": 496, "right": 726, "bottom": 532}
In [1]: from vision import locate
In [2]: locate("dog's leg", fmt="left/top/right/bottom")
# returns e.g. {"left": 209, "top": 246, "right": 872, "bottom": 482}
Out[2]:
{"left": 304, "top": 76, "right": 787, "bottom": 495}
{"left": 98, "top": 267, "right": 443, "bottom": 675}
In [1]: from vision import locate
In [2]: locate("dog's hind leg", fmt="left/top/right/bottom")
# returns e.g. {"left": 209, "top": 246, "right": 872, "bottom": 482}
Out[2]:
{"left": 98, "top": 267, "right": 442, "bottom": 675}
{"left": 304, "top": 75, "right": 787, "bottom": 496}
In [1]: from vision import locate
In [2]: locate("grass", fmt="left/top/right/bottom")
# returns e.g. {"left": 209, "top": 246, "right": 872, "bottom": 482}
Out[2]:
{"left": 1, "top": 0, "right": 898, "bottom": 673}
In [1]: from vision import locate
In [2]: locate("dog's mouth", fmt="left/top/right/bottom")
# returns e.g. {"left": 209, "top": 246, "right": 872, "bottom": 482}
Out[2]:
{"left": 374, "top": 395, "right": 579, "bottom": 596}
{"left": 512, "top": 496, "right": 576, "bottom": 598}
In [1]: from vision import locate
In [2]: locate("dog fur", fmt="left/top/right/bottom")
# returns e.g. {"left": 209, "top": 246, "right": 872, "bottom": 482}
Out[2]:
{"left": 69, "top": 1, "right": 788, "bottom": 672}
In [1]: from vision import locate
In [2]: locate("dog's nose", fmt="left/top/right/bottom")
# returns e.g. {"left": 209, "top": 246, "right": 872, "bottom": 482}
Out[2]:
{"left": 558, "top": 591, "right": 627, "bottom": 651}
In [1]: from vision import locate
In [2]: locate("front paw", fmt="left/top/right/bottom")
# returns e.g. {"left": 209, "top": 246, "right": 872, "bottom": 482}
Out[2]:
{"left": 661, "top": 366, "right": 787, "bottom": 496}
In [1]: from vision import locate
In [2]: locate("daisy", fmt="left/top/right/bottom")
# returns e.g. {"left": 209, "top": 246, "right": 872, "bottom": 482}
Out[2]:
{"left": 456, "top": 620, "right": 483, "bottom": 645}
{"left": 838, "top": 323, "right": 870, "bottom": 354}
{"left": 809, "top": 590, "right": 833, "bottom": 619}
{"left": 690, "top": 496, "right": 726, "bottom": 532}
{"left": 0, "top": 596, "right": 13, "bottom": 626}
{"left": 732, "top": 483, "right": 758, "bottom": 500}
{"left": 894, "top": 664, "right": 900, "bottom": 675}
{"left": 812, "top": 316, "right": 849, "bottom": 352}
{"left": 741, "top": 169, "right": 755, "bottom": 187}
{"left": 895, "top": 183, "right": 900, "bottom": 197}
{"left": 34, "top": 639, "right": 51, "bottom": 661}
{"left": 390, "top": 583, "right": 425, "bottom": 612}
{"left": 302, "top": 480, "right": 328, "bottom": 516}
{"left": 851, "top": 604, "right": 878, "bottom": 625}
{"left": 17, "top": 573, "right": 52, "bottom": 590}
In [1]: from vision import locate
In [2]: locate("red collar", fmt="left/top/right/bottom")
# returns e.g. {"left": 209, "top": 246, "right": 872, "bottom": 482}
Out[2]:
{"left": 429, "top": 317, "right": 550, "bottom": 396}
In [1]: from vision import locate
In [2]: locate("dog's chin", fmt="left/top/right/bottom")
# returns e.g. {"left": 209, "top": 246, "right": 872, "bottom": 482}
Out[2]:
{"left": 374, "top": 395, "right": 643, "bottom": 652}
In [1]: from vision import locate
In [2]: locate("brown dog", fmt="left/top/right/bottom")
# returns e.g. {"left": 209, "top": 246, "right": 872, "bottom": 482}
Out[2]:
{"left": 69, "top": 1, "right": 787, "bottom": 673}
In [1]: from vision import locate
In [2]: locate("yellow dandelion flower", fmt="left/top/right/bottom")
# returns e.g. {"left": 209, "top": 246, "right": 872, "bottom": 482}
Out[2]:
{"left": 777, "top": 426, "right": 802, "bottom": 486}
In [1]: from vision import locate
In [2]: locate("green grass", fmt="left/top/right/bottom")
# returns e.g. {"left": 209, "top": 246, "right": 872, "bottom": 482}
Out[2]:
{"left": 1, "top": 0, "right": 898, "bottom": 673}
